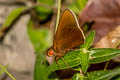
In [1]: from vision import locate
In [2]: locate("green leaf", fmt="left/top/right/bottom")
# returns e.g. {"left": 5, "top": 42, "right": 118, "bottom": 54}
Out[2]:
{"left": 47, "top": 50, "right": 81, "bottom": 72}
{"left": 87, "top": 68, "right": 120, "bottom": 80}
{"left": 79, "top": 31, "right": 95, "bottom": 73}
{"left": 89, "top": 48, "right": 120, "bottom": 64}
{"left": 2, "top": 7, "right": 26, "bottom": 28}
{"left": 69, "top": 0, "right": 88, "bottom": 14}
{"left": 37, "top": 0, "right": 54, "bottom": 5}
{"left": 34, "top": 0, "right": 54, "bottom": 20}
{"left": 34, "top": 53, "right": 49, "bottom": 80}
{"left": 80, "top": 49, "right": 89, "bottom": 73}
{"left": 72, "top": 73, "right": 81, "bottom": 80}
{"left": 47, "top": 48, "right": 120, "bottom": 72}
{"left": 76, "top": 0, "right": 88, "bottom": 11}
{"left": 28, "top": 19, "right": 52, "bottom": 80}
{"left": 83, "top": 31, "right": 95, "bottom": 49}
{"left": 34, "top": 6, "right": 52, "bottom": 20}
{"left": 69, "top": 2, "right": 80, "bottom": 14}
{"left": 27, "top": 20, "right": 52, "bottom": 52}
{"left": 72, "top": 73, "right": 87, "bottom": 80}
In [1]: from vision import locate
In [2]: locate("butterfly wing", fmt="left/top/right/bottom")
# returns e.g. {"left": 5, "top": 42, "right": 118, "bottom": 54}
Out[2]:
{"left": 53, "top": 9, "right": 85, "bottom": 54}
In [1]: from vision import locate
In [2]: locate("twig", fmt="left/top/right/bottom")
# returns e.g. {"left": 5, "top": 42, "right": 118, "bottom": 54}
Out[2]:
{"left": 104, "top": 61, "right": 109, "bottom": 71}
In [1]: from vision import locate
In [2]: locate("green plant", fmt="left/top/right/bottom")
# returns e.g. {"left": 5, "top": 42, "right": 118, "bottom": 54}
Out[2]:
{"left": 1, "top": 0, "right": 120, "bottom": 80}
{"left": 47, "top": 31, "right": 120, "bottom": 80}
{"left": 0, "top": 64, "right": 16, "bottom": 80}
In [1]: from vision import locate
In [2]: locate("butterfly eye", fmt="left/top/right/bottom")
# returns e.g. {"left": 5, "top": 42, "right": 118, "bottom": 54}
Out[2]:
{"left": 48, "top": 49, "right": 54, "bottom": 56}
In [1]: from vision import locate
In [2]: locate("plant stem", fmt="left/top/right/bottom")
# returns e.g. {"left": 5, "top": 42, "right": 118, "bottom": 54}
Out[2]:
{"left": 80, "top": 68, "right": 84, "bottom": 76}
{"left": 0, "top": 64, "right": 16, "bottom": 80}
{"left": 104, "top": 61, "right": 109, "bottom": 71}
{"left": 55, "top": 0, "right": 61, "bottom": 32}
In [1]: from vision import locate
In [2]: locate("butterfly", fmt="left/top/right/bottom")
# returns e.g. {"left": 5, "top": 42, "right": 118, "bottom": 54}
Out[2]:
{"left": 47, "top": 9, "right": 85, "bottom": 62}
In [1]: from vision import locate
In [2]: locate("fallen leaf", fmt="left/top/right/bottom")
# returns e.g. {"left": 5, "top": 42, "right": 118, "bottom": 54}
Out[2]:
{"left": 95, "top": 26, "right": 120, "bottom": 48}
{"left": 94, "top": 26, "right": 120, "bottom": 63}
{"left": 78, "top": 0, "right": 120, "bottom": 43}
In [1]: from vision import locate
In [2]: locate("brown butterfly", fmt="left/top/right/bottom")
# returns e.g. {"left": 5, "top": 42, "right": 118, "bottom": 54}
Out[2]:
{"left": 47, "top": 9, "right": 85, "bottom": 62}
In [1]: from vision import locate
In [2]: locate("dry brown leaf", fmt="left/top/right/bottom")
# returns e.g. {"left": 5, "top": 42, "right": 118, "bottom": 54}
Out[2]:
{"left": 95, "top": 26, "right": 120, "bottom": 48}
{"left": 78, "top": 0, "right": 120, "bottom": 43}
{"left": 95, "top": 26, "right": 120, "bottom": 62}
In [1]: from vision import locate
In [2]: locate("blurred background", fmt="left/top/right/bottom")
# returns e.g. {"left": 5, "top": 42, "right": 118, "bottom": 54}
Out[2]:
{"left": 0, "top": 0, "right": 120, "bottom": 80}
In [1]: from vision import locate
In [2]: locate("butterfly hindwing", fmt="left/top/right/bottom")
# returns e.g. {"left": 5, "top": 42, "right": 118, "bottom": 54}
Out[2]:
{"left": 53, "top": 9, "right": 85, "bottom": 53}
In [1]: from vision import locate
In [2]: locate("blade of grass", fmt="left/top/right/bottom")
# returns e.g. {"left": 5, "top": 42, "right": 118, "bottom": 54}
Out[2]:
{"left": 55, "top": 0, "right": 61, "bottom": 32}
{"left": 0, "top": 64, "right": 16, "bottom": 80}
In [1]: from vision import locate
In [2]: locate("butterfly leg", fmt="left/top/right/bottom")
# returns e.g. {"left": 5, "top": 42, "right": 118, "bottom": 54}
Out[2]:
{"left": 55, "top": 56, "right": 61, "bottom": 69}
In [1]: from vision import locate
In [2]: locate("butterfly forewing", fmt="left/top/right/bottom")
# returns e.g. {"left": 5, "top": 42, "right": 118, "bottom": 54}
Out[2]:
{"left": 53, "top": 9, "right": 85, "bottom": 55}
